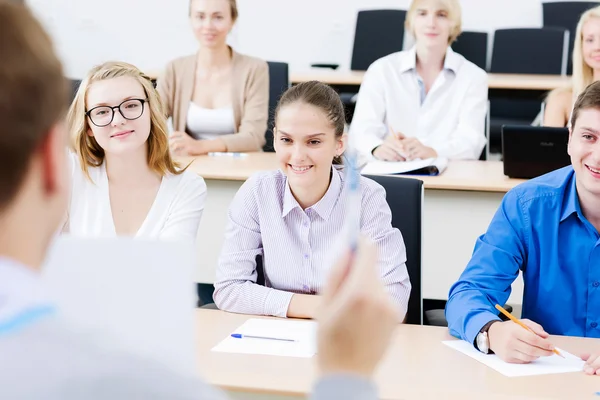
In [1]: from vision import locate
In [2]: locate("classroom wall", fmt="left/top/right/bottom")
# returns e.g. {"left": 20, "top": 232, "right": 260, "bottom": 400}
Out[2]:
{"left": 29, "top": 0, "right": 599, "bottom": 78}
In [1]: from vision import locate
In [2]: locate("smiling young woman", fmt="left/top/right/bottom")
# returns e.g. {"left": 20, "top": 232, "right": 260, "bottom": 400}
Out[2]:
{"left": 65, "top": 61, "right": 207, "bottom": 241}
{"left": 157, "top": 0, "right": 269, "bottom": 156}
{"left": 213, "top": 81, "right": 411, "bottom": 321}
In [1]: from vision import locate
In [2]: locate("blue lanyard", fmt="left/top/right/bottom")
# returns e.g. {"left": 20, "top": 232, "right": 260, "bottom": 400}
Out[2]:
{"left": 0, "top": 305, "right": 55, "bottom": 336}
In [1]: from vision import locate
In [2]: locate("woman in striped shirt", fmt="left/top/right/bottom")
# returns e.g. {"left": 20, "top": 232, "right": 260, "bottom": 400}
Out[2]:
{"left": 213, "top": 81, "right": 411, "bottom": 320}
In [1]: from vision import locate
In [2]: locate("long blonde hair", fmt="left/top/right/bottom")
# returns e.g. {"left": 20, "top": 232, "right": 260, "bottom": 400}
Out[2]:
{"left": 572, "top": 6, "right": 600, "bottom": 99}
{"left": 67, "top": 61, "right": 182, "bottom": 180}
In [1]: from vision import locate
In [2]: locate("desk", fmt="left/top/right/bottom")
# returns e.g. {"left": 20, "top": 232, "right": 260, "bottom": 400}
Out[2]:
{"left": 187, "top": 153, "right": 527, "bottom": 305}
{"left": 196, "top": 310, "right": 600, "bottom": 399}
{"left": 290, "top": 70, "right": 572, "bottom": 91}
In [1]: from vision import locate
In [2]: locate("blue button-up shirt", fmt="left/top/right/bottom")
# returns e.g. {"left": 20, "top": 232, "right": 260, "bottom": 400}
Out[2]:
{"left": 446, "top": 166, "right": 600, "bottom": 345}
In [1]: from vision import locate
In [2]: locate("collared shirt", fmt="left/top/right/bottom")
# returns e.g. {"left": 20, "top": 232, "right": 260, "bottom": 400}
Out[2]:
{"left": 350, "top": 46, "right": 488, "bottom": 160}
{"left": 213, "top": 166, "right": 411, "bottom": 319}
{"left": 446, "top": 166, "right": 600, "bottom": 346}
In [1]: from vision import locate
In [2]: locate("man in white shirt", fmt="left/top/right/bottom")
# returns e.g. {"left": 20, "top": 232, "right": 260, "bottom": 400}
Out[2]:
{"left": 0, "top": 2, "right": 398, "bottom": 399}
{"left": 350, "top": 0, "right": 488, "bottom": 162}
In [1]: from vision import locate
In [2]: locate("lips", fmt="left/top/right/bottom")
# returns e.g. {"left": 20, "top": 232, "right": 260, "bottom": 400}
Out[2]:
{"left": 289, "top": 164, "right": 313, "bottom": 173}
{"left": 110, "top": 130, "right": 133, "bottom": 138}
{"left": 586, "top": 164, "right": 600, "bottom": 177}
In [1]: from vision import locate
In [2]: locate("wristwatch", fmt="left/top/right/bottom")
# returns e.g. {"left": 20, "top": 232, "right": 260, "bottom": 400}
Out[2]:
{"left": 475, "top": 321, "right": 498, "bottom": 354}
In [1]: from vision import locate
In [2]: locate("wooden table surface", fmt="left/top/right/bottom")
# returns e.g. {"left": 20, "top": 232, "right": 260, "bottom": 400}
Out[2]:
{"left": 290, "top": 70, "right": 571, "bottom": 91}
{"left": 183, "top": 153, "right": 526, "bottom": 193}
{"left": 196, "top": 310, "right": 600, "bottom": 400}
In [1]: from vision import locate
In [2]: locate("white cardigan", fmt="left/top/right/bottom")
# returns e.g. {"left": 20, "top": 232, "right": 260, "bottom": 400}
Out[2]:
{"left": 67, "top": 156, "right": 207, "bottom": 241}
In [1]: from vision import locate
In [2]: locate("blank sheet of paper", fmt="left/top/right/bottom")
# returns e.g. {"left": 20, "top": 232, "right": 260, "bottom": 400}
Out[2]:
{"left": 443, "top": 340, "right": 585, "bottom": 377}
{"left": 42, "top": 236, "right": 197, "bottom": 375}
{"left": 212, "top": 318, "right": 317, "bottom": 358}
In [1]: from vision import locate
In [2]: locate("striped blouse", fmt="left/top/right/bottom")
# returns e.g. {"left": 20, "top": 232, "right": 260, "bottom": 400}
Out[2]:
{"left": 213, "top": 166, "right": 411, "bottom": 319}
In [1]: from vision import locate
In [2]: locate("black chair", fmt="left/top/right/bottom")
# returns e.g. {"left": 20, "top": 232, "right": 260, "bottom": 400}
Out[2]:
{"left": 333, "top": 9, "right": 406, "bottom": 122}
{"left": 69, "top": 78, "right": 81, "bottom": 103}
{"left": 263, "top": 61, "right": 290, "bottom": 152}
{"left": 451, "top": 31, "right": 488, "bottom": 71}
{"left": 362, "top": 175, "right": 423, "bottom": 325}
{"left": 488, "top": 28, "right": 569, "bottom": 153}
{"left": 543, "top": 1, "right": 600, "bottom": 75}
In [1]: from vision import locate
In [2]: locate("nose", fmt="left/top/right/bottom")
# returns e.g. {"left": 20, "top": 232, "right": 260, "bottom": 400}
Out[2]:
{"left": 290, "top": 143, "right": 306, "bottom": 161}
{"left": 111, "top": 108, "right": 127, "bottom": 126}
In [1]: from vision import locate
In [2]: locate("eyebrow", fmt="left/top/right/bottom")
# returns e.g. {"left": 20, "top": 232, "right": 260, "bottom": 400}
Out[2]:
{"left": 89, "top": 95, "right": 140, "bottom": 108}
{"left": 278, "top": 131, "right": 327, "bottom": 138}
{"left": 579, "top": 127, "right": 600, "bottom": 135}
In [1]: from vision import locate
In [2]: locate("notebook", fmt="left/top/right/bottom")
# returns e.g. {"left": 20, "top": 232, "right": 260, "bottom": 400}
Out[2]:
{"left": 360, "top": 157, "right": 448, "bottom": 176}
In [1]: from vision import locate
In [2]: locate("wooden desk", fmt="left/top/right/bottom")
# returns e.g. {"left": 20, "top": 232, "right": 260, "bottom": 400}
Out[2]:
{"left": 187, "top": 153, "right": 526, "bottom": 304}
{"left": 185, "top": 153, "right": 525, "bottom": 192}
{"left": 290, "top": 70, "right": 572, "bottom": 91}
{"left": 196, "top": 310, "right": 600, "bottom": 399}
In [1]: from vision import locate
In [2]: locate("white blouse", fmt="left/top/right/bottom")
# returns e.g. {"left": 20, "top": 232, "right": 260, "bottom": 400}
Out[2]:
{"left": 350, "top": 46, "right": 488, "bottom": 160}
{"left": 67, "top": 156, "right": 207, "bottom": 241}
{"left": 185, "top": 102, "right": 235, "bottom": 140}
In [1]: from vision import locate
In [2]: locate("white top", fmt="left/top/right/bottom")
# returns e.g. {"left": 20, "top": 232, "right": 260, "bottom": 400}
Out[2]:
{"left": 67, "top": 156, "right": 207, "bottom": 241}
{"left": 185, "top": 102, "right": 236, "bottom": 140}
{"left": 350, "top": 46, "right": 488, "bottom": 160}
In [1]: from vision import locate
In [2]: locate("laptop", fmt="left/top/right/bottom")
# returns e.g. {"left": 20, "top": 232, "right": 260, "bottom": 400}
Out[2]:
{"left": 501, "top": 125, "right": 571, "bottom": 179}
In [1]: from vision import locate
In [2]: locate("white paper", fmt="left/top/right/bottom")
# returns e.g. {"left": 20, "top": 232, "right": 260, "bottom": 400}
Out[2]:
{"left": 212, "top": 318, "right": 317, "bottom": 358}
{"left": 443, "top": 340, "right": 585, "bottom": 377}
{"left": 42, "top": 236, "right": 198, "bottom": 375}
{"left": 361, "top": 157, "right": 448, "bottom": 175}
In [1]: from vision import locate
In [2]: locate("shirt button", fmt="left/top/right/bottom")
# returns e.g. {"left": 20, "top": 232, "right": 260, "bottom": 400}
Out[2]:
{"left": 594, "top": 281, "right": 600, "bottom": 288}
{"left": 302, "top": 285, "right": 309, "bottom": 291}
{"left": 592, "top": 322, "right": 598, "bottom": 328}
{"left": 304, "top": 254, "right": 309, "bottom": 259}
{"left": 303, "top": 221, "right": 308, "bottom": 227}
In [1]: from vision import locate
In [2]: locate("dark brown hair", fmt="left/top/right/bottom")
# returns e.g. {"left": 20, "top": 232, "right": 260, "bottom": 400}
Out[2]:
{"left": 274, "top": 80, "right": 346, "bottom": 164}
{"left": 0, "top": 2, "right": 68, "bottom": 210}
{"left": 189, "top": 0, "right": 238, "bottom": 22}
{"left": 570, "top": 80, "right": 600, "bottom": 128}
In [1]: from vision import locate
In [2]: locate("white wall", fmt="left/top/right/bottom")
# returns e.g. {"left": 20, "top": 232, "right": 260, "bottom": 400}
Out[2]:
{"left": 28, "top": 0, "right": 599, "bottom": 78}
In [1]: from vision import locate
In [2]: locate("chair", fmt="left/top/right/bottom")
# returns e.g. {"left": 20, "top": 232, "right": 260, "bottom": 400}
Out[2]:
{"left": 263, "top": 61, "right": 290, "bottom": 152}
{"left": 69, "top": 78, "right": 81, "bottom": 102}
{"left": 543, "top": 1, "right": 600, "bottom": 75}
{"left": 334, "top": 9, "right": 406, "bottom": 122}
{"left": 451, "top": 31, "right": 488, "bottom": 71}
{"left": 488, "top": 28, "right": 570, "bottom": 153}
{"left": 362, "top": 175, "right": 423, "bottom": 325}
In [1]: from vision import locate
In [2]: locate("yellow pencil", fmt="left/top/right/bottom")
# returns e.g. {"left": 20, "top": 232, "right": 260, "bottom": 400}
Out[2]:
{"left": 494, "top": 304, "right": 564, "bottom": 358}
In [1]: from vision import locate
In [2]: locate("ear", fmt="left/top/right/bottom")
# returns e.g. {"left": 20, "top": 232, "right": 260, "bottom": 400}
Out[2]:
{"left": 87, "top": 126, "right": 94, "bottom": 137}
{"left": 567, "top": 127, "right": 573, "bottom": 156}
{"left": 272, "top": 126, "right": 279, "bottom": 152}
{"left": 336, "top": 134, "right": 347, "bottom": 156}
{"left": 40, "top": 121, "right": 68, "bottom": 196}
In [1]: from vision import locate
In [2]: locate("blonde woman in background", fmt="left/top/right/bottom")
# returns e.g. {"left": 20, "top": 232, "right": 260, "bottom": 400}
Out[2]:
{"left": 66, "top": 61, "right": 206, "bottom": 241}
{"left": 544, "top": 5, "right": 600, "bottom": 127}
{"left": 350, "top": 0, "right": 488, "bottom": 161}
{"left": 158, "top": 0, "right": 269, "bottom": 156}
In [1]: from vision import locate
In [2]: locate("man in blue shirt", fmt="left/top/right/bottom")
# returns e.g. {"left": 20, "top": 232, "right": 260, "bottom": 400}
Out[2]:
{"left": 446, "top": 81, "right": 600, "bottom": 375}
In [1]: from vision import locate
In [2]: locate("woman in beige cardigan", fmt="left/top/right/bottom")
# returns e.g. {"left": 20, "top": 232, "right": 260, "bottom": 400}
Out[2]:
{"left": 158, "top": 0, "right": 269, "bottom": 156}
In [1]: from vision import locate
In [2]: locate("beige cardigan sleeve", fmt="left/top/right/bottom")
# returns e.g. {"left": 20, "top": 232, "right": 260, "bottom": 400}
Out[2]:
{"left": 156, "top": 61, "right": 175, "bottom": 119}
{"left": 221, "top": 60, "right": 269, "bottom": 152}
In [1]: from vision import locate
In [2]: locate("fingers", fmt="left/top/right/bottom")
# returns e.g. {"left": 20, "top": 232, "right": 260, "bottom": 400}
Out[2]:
{"left": 583, "top": 353, "right": 600, "bottom": 375}
{"left": 374, "top": 145, "right": 403, "bottom": 161}
{"left": 513, "top": 337, "right": 554, "bottom": 359}
{"left": 521, "top": 319, "right": 550, "bottom": 338}
{"left": 514, "top": 329, "right": 555, "bottom": 355}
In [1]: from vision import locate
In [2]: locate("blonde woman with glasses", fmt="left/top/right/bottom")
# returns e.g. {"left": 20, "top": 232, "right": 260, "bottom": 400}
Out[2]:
{"left": 65, "top": 61, "right": 206, "bottom": 240}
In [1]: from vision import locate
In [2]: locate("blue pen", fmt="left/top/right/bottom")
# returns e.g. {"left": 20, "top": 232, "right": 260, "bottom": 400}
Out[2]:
{"left": 231, "top": 333, "right": 297, "bottom": 342}
{"left": 344, "top": 135, "right": 361, "bottom": 251}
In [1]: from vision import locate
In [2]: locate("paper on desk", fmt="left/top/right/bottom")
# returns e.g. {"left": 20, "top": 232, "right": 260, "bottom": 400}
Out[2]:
{"left": 212, "top": 318, "right": 317, "bottom": 358}
{"left": 360, "top": 157, "right": 448, "bottom": 176}
{"left": 443, "top": 340, "right": 585, "bottom": 377}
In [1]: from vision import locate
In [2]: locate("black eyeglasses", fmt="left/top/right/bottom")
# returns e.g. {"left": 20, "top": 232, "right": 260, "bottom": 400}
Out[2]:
{"left": 85, "top": 98, "right": 148, "bottom": 127}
